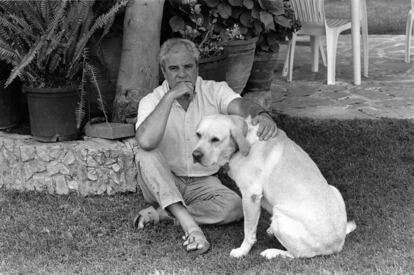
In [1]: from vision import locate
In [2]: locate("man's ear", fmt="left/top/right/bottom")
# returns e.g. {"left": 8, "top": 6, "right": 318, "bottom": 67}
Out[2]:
{"left": 160, "top": 64, "right": 166, "bottom": 76}
{"left": 229, "top": 115, "right": 250, "bottom": 156}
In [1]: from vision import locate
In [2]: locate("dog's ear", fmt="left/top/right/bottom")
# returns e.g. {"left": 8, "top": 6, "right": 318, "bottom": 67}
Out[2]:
{"left": 229, "top": 115, "right": 250, "bottom": 156}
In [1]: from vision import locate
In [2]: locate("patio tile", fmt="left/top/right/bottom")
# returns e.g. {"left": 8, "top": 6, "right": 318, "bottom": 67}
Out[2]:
{"left": 350, "top": 87, "right": 396, "bottom": 101}
{"left": 260, "top": 35, "right": 414, "bottom": 120}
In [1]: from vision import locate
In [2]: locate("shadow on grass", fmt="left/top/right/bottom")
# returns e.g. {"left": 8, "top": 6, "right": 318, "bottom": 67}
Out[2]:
{"left": 1, "top": 116, "right": 413, "bottom": 274}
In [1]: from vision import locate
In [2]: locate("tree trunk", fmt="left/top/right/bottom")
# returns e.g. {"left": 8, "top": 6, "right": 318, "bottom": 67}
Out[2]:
{"left": 112, "top": 0, "right": 165, "bottom": 123}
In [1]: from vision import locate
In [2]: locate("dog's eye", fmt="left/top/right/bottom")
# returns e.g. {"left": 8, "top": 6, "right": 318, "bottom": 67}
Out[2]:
{"left": 196, "top": 132, "right": 201, "bottom": 139}
{"left": 211, "top": 137, "right": 220, "bottom": 143}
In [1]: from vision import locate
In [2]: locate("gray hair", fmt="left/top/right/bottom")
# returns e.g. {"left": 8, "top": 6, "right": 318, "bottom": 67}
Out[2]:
{"left": 159, "top": 38, "right": 200, "bottom": 69}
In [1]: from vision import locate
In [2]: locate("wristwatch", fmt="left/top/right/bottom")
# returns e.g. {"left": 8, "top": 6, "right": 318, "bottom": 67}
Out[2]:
{"left": 256, "top": 110, "right": 272, "bottom": 119}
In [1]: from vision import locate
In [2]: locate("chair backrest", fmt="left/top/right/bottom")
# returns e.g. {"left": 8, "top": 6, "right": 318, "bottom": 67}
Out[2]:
{"left": 290, "top": 0, "right": 326, "bottom": 25}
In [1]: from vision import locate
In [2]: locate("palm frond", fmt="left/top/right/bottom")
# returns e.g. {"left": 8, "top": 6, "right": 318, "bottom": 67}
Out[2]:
{"left": 5, "top": 36, "right": 43, "bottom": 87}
{"left": 77, "top": 0, "right": 95, "bottom": 27}
{"left": 76, "top": 58, "right": 88, "bottom": 129}
{"left": 39, "top": 0, "right": 50, "bottom": 25}
{"left": 0, "top": 16, "right": 24, "bottom": 38}
{"left": 96, "top": 15, "right": 115, "bottom": 45}
{"left": 1, "top": 0, "right": 40, "bottom": 32}
{"left": 0, "top": 35, "right": 30, "bottom": 60}
{"left": 8, "top": 35, "right": 29, "bottom": 58}
{"left": 84, "top": 59, "right": 109, "bottom": 123}
{"left": 2, "top": 0, "right": 69, "bottom": 87}
{"left": 44, "top": 0, "right": 68, "bottom": 41}
{"left": 20, "top": 1, "right": 45, "bottom": 32}
{"left": 48, "top": 53, "right": 61, "bottom": 74}
{"left": 0, "top": 1, "right": 35, "bottom": 40}
{"left": 0, "top": 25, "right": 12, "bottom": 45}
{"left": 45, "top": 28, "right": 65, "bottom": 56}
{"left": 0, "top": 0, "right": 21, "bottom": 14}
{"left": 9, "top": 14, "right": 36, "bottom": 41}
{"left": 0, "top": 42, "right": 20, "bottom": 66}
{"left": 0, "top": 39, "right": 19, "bottom": 55}
{"left": 68, "top": 0, "right": 128, "bottom": 78}
{"left": 63, "top": 2, "right": 92, "bottom": 65}
{"left": 87, "top": 0, "right": 128, "bottom": 38}
{"left": 76, "top": 47, "right": 112, "bottom": 128}
{"left": 1, "top": 0, "right": 126, "bottom": 96}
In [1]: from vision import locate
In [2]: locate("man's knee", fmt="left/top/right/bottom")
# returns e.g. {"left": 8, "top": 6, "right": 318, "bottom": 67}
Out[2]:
{"left": 137, "top": 148, "right": 173, "bottom": 177}
{"left": 137, "top": 148, "right": 164, "bottom": 165}
{"left": 219, "top": 192, "right": 243, "bottom": 224}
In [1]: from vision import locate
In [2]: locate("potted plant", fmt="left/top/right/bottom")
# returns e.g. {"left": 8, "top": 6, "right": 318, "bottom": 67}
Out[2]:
{"left": 168, "top": 0, "right": 227, "bottom": 82}
{"left": 245, "top": 0, "right": 299, "bottom": 93}
{"left": 0, "top": 0, "right": 128, "bottom": 142}
{"left": 0, "top": 61, "right": 21, "bottom": 130}
{"left": 199, "top": 0, "right": 297, "bottom": 94}
{"left": 219, "top": 23, "right": 258, "bottom": 94}
{"left": 201, "top": 0, "right": 260, "bottom": 94}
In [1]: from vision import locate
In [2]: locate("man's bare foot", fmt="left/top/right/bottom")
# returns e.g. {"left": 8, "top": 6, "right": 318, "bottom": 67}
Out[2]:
{"left": 182, "top": 227, "right": 210, "bottom": 255}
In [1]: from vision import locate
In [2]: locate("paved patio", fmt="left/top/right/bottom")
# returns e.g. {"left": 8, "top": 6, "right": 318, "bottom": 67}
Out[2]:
{"left": 262, "top": 35, "right": 414, "bottom": 120}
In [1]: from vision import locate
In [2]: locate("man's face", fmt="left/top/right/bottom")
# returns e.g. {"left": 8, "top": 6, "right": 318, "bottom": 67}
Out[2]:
{"left": 161, "top": 44, "right": 198, "bottom": 89}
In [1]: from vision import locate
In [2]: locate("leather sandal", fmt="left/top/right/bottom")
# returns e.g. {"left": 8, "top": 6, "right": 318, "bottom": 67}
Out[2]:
{"left": 182, "top": 228, "right": 211, "bottom": 255}
{"left": 131, "top": 206, "right": 160, "bottom": 229}
{"left": 131, "top": 206, "right": 178, "bottom": 229}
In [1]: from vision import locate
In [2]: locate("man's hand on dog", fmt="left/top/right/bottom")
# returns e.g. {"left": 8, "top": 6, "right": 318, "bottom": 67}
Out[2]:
{"left": 252, "top": 113, "right": 278, "bottom": 141}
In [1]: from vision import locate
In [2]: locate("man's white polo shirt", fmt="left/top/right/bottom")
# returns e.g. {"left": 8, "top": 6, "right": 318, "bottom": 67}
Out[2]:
{"left": 136, "top": 77, "right": 241, "bottom": 177}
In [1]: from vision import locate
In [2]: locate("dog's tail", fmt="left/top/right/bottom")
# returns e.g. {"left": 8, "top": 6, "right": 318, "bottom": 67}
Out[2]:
{"left": 346, "top": 221, "right": 357, "bottom": 235}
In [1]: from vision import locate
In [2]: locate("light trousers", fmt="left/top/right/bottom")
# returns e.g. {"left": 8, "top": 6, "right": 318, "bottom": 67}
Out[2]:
{"left": 136, "top": 149, "right": 243, "bottom": 225}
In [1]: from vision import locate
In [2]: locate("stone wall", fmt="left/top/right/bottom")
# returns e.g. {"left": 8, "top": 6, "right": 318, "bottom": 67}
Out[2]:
{"left": 0, "top": 132, "right": 139, "bottom": 196}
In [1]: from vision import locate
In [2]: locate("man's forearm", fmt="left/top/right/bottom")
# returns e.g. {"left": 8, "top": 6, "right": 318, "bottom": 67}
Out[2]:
{"left": 228, "top": 97, "right": 277, "bottom": 140}
{"left": 136, "top": 93, "right": 175, "bottom": 150}
{"left": 241, "top": 99, "right": 271, "bottom": 118}
{"left": 228, "top": 98, "right": 272, "bottom": 118}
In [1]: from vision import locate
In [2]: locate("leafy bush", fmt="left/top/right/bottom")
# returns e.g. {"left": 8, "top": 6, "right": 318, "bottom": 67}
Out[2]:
{"left": 168, "top": 1, "right": 224, "bottom": 58}
{"left": 0, "top": 0, "right": 128, "bottom": 125}
{"left": 0, "top": 0, "right": 127, "bottom": 88}
{"left": 168, "top": 0, "right": 299, "bottom": 55}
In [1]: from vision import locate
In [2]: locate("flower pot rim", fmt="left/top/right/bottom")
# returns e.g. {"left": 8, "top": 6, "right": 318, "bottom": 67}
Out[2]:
{"left": 22, "top": 85, "right": 78, "bottom": 94}
{"left": 199, "top": 53, "right": 228, "bottom": 64}
{"left": 221, "top": 36, "right": 259, "bottom": 46}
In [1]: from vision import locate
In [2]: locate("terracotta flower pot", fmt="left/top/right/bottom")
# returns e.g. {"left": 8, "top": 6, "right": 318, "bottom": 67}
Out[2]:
{"left": 198, "top": 53, "right": 227, "bottom": 82}
{"left": 245, "top": 52, "right": 279, "bottom": 93}
{"left": 222, "top": 37, "right": 258, "bottom": 93}
{"left": 23, "top": 86, "right": 79, "bottom": 142}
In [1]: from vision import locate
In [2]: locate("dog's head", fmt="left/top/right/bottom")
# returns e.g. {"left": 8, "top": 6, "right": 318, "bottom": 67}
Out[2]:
{"left": 192, "top": 114, "right": 250, "bottom": 167}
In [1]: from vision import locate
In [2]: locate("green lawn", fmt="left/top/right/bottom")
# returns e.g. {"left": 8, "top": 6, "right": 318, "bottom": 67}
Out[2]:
{"left": 1, "top": 1, "right": 413, "bottom": 274}
{"left": 1, "top": 117, "right": 413, "bottom": 274}
{"left": 325, "top": 0, "right": 411, "bottom": 34}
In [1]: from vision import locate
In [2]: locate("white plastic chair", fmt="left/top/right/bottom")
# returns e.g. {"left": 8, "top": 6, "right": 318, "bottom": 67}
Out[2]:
{"left": 405, "top": 0, "right": 414, "bottom": 63}
{"left": 283, "top": 0, "right": 368, "bottom": 85}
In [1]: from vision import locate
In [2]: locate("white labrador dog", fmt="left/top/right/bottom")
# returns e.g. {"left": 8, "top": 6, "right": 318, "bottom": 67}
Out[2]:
{"left": 192, "top": 114, "right": 356, "bottom": 259}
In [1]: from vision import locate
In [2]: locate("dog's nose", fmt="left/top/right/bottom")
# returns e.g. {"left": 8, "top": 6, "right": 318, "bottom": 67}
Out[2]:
{"left": 192, "top": 150, "right": 203, "bottom": 163}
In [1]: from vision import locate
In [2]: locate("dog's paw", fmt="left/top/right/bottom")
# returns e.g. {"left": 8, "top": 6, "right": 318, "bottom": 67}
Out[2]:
{"left": 260, "top": 249, "right": 294, "bottom": 259}
{"left": 230, "top": 247, "right": 249, "bottom": 258}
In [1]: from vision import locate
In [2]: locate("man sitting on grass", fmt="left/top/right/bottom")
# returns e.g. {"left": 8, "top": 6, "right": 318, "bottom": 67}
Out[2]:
{"left": 133, "top": 38, "right": 277, "bottom": 255}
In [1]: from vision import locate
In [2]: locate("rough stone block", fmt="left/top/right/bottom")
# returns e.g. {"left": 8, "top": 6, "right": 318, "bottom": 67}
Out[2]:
{"left": 0, "top": 132, "right": 140, "bottom": 196}
{"left": 20, "top": 145, "right": 36, "bottom": 162}
{"left": 55, "top": 175, "right": 69, "bottom": 195}
{"left": 84, "top": 122, "right": 135, "bottom": 140}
